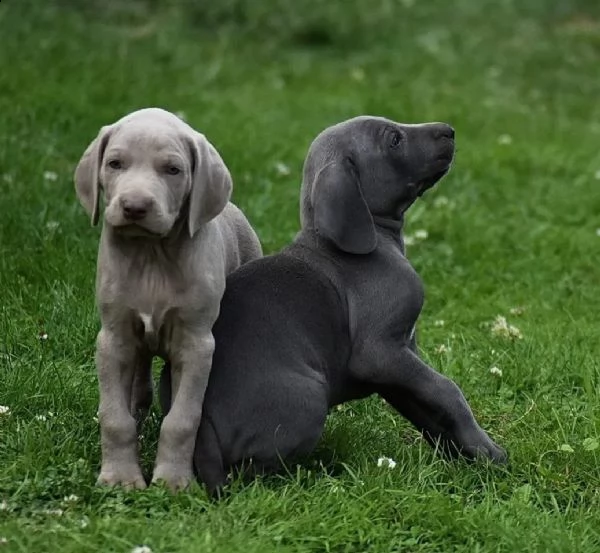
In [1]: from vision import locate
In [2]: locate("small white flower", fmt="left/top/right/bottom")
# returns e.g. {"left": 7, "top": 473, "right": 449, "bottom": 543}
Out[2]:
{"left": 497, "top": 134, "right": 512, "bottom": 145}
{"left": 0, "top": 500, "right": 8, "bottom": 511}
{"left": 35, "top": 414, "right": 47, "bottom": 422}
{"left": 43, "top": 171, "right": 58, "bottom": 181}
{"left": 435, "top": 344, "right": 451, "bottom": 354}
{"left": 596, "top": 228, "right": 600, "bottom": 237}
{"left": 509, "top": 306, "right": 525, "bottom": 316}
{"left": 274, "top": 162, "right": 291, "bottom": 176}
{"left": 46, "top": 221, "right": 60, "bottom": 231}
{"left": 131, "top": 546, "right": 153, "bottom": 553}
{"left": 434, "top": 319, "right": 445, "bottom": 327}
{"left": 0, "top": 406, "right": 10, "bottom": 416}
{"left": 489, "top": 366, "right": 503, "bottom": 377}
{"left": 42, "top": 508, "right": 64, "bottom": 516}
{"left": 39, "top": 333, "right": 48, "bottom": 341}
{"left": 79, "top": 517, "right": 89, "bottom": 528}
{"left": 0, "top": 537, "right": 8, "bottom": 546}
{"left": 350, "top": 68, "right": 365, "bottom": 81}
{"left": 403, "top": 235, "right": 415, "bottom": 246}
{"left": 490, "top": 315, "right": 523, "bottom": 340}
{"left": 63, "top": 494, "right": 79, "bottom": 503}
{"left": 594, "top": 169, "right": 600, "bottom": 180}
{"left": 175, "top": 111, "right": 187, "bottom": 121}
{"left": 377, "top": 456, "right": 397, "bottom": 469}
{"left": 433, "top": 195, "right": 449, "bottom": 208}
{"left": 413, "top": 229, "right": 428, "bottom": 240}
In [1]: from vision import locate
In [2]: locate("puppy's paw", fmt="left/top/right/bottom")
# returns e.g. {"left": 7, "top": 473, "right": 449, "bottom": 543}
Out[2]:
{"left": 151, "top": 464, "right": 194, "bottom": 492}
{"left": 461, "top": 439, "right": 508, "bottom": 465}
{"left": 97, "top": 463, "right": 147, "bottom": 490}
{"left": 483, "top": 442, "right": 508, "bottom": 465}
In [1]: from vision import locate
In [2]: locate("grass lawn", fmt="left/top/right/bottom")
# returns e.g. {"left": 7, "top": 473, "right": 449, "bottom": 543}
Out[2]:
{"left": 1, "top": 0, "right": 600, "bottom": 551}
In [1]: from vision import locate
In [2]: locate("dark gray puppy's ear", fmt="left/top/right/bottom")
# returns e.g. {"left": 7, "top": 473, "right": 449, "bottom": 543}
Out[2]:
{"left": 311, "top": 157, "right": 377, "bottom": 254}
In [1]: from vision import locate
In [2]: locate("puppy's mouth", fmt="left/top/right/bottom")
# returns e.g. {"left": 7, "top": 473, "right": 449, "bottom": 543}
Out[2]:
{"left": 417, "top": 167, "right": 450, "bottom": 196}
{"left": 416, "top": 152, "right": 454, "bottom": 196}
{"left": 114, "top": 223, "right": 166, "bottom": 238}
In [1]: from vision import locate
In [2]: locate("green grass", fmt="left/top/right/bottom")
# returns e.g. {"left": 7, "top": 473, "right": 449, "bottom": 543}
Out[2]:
{"left": 1, "top": 0, "right": 600, "bottom": 551}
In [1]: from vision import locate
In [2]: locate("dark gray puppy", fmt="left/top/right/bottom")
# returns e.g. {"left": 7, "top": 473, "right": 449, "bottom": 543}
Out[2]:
{"left": 160, "top": 116, "right": 507, "bottom": 495}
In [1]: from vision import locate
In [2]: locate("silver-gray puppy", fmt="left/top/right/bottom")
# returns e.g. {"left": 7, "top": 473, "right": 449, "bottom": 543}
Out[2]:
{"left": 75, "top": 107, "right": 262, "bottom": 491}
{"left": 161, "top": 115, "right": 507, "bottom": 496}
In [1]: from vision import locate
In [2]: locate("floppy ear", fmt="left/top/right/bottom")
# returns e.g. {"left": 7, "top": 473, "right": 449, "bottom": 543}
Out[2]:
{"left": 187, "top": 132, "right": 233, "bottom": 237}
{"left": 74, "top": 126, "right": 112, "bottom": 226}
{"left": 311, "top": 157, "right": 377, "bottom": 254}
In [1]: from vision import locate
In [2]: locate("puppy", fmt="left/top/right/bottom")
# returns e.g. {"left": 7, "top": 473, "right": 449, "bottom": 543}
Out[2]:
{"left": 74, "top": 108, "right": 262, "bottom": 490}
{"left": 160, "top": 115, "right": 507, "bottom": 495}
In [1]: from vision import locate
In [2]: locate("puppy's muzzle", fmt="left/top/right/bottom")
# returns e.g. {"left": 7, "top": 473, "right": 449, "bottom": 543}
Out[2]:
{"left": 431, "top": 123, "right": 455, "bottom": 164}
{"left": 431, "top": 123, "right": 455, "bottom": 141}
{"left": 121, "top": 195, "right": 154, "bottom": 221}
{"left": 416, "top": 125, "right": 455, "bottom": 195}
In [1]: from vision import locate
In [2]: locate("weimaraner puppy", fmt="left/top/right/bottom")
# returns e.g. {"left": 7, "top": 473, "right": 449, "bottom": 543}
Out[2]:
{"left": 74, "top": 107, "right": 262, "bottom": 491}
{"left": 160, "top": 115, "right": 507, "bottom": 496}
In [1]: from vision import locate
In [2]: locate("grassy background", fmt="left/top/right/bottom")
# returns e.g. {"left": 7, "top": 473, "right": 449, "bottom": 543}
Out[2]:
{"left": 1, "top": 0, "right": 600, "bottom": 551}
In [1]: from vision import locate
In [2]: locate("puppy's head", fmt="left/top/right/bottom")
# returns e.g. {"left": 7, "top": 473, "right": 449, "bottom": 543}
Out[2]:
{"left": 301, "top": 116, "right": 455, "bottom": 254}
{"left": 74, "top": 108, "right": 231, "bottom": 238}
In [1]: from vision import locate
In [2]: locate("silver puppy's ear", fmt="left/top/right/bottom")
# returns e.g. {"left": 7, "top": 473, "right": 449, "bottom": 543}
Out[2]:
{"left": 74, "top": 126, "right": 112, "bottom": 227}
{"left": 187, "top": 133, "right": 232, "bottom": 237}
{"left": 311, "top": 157, "right": 377, "bottom": 254}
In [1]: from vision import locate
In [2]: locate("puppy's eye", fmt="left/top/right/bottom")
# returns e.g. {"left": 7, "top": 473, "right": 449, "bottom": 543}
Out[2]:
{"left": 108, "top": 159, "right": 122, "bottom": 170}
{"left": 389, "top": 131, "right": 403, "bottom": 148}
{"left": 165, "top": 165, "right": 181, "bottom": 175}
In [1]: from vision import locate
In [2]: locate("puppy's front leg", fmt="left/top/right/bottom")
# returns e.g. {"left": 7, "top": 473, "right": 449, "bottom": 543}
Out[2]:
{"left": 353, "top": 345, "right": 507, "bottom": 463}
{"left": 152, "top": 328, "right": 214, "bottom": 491}
{"left": 96, "top": 328, "right": 147, "bottom": 489}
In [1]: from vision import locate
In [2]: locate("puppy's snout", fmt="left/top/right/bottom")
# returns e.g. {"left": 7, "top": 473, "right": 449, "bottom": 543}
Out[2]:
{"left": 121, "top": 196, "right": 153, "bottom": 221}
{"left": 431, "top": 124, "right": 455, "bottom": 141}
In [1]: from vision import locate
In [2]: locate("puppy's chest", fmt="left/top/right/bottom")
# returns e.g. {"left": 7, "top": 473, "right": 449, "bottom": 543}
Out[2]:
{"left": 352, "top": 249, "right": 425, "bottom": 335}
{"left": 382, "top": 257, "right": 424, "bottom": 320}
{"left": 99, "top": 264, "right": 198, "bottom": 355}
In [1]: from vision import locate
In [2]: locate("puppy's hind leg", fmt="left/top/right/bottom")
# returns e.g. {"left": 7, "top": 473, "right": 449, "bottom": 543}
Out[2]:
{"left": 197, "top": 374, "right": 329, "bottom": 497}
{"left": 248, "top": 375, "right": 329, "bottom": 480}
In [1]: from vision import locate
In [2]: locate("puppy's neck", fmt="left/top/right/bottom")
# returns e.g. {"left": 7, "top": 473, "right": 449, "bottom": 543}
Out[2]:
{"left": 372, "top": 215, "right": 404, "bottom": 233}
{"left": 372, "top": 216, "right": 408, "bottom": 255}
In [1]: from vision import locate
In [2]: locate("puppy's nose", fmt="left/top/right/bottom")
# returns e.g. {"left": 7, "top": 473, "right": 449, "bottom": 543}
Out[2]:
{"left": 121, "top": 197, "right": 152, "bottom": 221}
{"left": 432, "top": 124, "right": 455, "bottom": 140}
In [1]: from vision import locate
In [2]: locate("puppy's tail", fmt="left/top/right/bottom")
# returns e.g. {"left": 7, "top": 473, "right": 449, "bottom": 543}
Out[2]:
{"left": 158, "top": 363, "right": 227, "bottom": 499}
